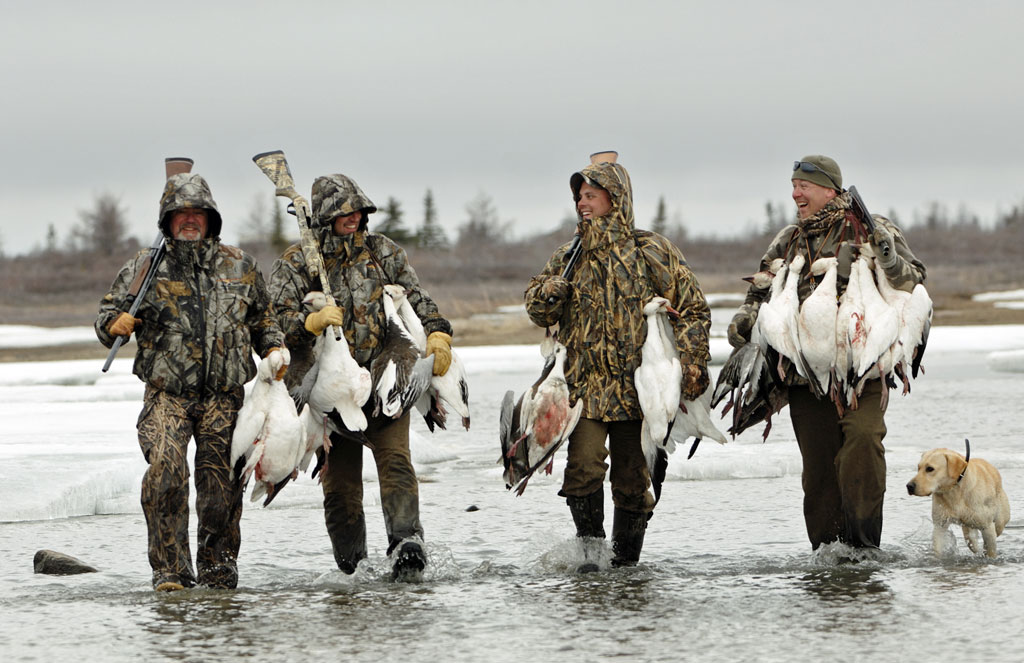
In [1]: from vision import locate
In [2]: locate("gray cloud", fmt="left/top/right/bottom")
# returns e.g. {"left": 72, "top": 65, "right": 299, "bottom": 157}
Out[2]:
{"left": 2, "top": 0, "right": 1022, "bottom": 254}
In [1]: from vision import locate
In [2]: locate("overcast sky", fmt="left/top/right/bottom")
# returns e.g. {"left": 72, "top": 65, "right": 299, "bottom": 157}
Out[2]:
{"left": 2, "top": 0, "right": 1023, "bottom": 256}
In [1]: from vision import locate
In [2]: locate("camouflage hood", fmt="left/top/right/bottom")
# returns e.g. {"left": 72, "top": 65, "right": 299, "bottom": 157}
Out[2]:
{"left": 570, "top": 161, "right": 635, "bottom": 250}
{"left": 311, "top": 173, "right": 377, "bottom": 231}
{"left": 158, "top": 173, "right": 223, "bottom": 238}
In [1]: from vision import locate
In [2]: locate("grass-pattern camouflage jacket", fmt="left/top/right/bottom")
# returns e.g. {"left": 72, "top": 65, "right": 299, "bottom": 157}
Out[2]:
{"left": 737, "top": 191, "right": 927, "bottom": 385}
{"left": 525, "top": 161, "right": 711, "bottom": 421}
{"left": 96, "top": 238, "right": 284, "bottom": 397}
{"left": 269, "top": 228, "right": 452, "bottom": 383}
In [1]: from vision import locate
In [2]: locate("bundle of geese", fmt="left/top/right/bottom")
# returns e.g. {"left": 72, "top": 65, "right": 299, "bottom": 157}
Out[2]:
{"left": 713, "top": 246, "right": 932, "bottom": 440}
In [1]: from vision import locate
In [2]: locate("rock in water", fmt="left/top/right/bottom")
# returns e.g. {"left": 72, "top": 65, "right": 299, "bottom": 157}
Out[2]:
{"left": 34, "top": 549, "right": 98, "bottom": 575}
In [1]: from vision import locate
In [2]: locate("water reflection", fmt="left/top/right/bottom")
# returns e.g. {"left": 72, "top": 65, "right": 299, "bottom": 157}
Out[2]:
{"left": 798, "top": 566, "right": 892, "bottom": 602}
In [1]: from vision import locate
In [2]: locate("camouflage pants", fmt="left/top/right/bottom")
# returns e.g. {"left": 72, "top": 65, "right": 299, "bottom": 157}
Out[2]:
{"left": 320, "top": 412, "right": 422, "bottom": 570}
{"left": 789, "top": 379, "right": 888, "bottom": 549}
{"left": 137, "top": 385, "right": 245, "bottom": 588}
{"left": 560, "top": 418, "right": 655, "bottom": 514}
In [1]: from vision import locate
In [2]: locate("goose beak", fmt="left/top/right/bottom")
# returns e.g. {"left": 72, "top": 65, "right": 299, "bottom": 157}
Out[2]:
{"left": 665, "top": 305, "right": 680, "bottom": 320}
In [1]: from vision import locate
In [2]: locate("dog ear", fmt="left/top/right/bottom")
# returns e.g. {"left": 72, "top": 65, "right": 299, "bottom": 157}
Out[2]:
{"left": 946, "top": 451, "right": 967, "bottom": 482}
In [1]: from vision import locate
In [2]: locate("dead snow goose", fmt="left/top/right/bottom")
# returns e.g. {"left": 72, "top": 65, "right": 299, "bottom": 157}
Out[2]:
{"left": 797, "top": 256, "right": 839, "bottom": 399}
{"left": 634, "top": 297, "right": 682, "bottom": 482}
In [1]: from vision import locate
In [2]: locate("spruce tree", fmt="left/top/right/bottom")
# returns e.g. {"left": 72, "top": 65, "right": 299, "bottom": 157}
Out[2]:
{"left": 374, "top": 197, "right": 414, "bottom": 243}
{"left": 652, "top": 196, "right": 668, "bottom": 234}
{"left": 417, "top": 189, "right": 449, "bottom": 249}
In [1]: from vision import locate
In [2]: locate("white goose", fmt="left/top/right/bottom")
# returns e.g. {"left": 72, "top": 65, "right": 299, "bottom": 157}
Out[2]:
{"left": 669, "top": 386, "right": 728, "bottom": 461}
{"left": 296, "top": 291, "right": 373, "bottom": 477}
{"left": 873, "top": 261, "right": 933, "bottom": 388}
{"left": 386, "top": 284, "right": 472, "bottom": 432}
{"left": 756, "top": 253, "right": 808, "bottom": 381}
{"left": 505, "top": 333, "right": 582, "bottom": 496}
{"left": 635, "top": 297, "right": 682, "bottom": 479}
{"left": 853, "top": 256, "right": 900, "bottom": 409}
{"left": 230, "top": 348, "right": 306, "bottom": 506}
{"left": 797, "top": 256, "right": 839, "bottom": 399}
{"left": 372, "top": 285, "right": 434, "bottom": 421}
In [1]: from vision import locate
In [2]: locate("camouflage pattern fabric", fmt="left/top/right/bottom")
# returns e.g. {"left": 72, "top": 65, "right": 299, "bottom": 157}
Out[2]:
{"left": 524, "top": 161, "right": 711, "bottom": 421}
{"left": 157, "top": 173, "right": 224, "bottom": 237}
{"left": 96, "top": 238, "right": 284, "bottom": 397}
{"left": 311, "top": 173, "right": 378, "bottom": 231}
{"left": 137, "top": 385, "right": 245, "bottom": 588}
{"left": 269, "top": 227, "right": 452, "bottom": 381}
{"left": 735, "top": 191, "right": 926, "bottom": 386}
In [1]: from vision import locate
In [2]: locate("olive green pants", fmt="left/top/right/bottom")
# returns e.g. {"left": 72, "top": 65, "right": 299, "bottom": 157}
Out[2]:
{"left": 789, "top": 379, "right": 887, "bottom": 549}
{"left": 560, "top": 418, "right": 655, "bottom": 514}
{"left": 137, "top": 385, "right": 245, "bottom": 589}
{"left": 320, "top": 412, "right": 423, "bottom": 568}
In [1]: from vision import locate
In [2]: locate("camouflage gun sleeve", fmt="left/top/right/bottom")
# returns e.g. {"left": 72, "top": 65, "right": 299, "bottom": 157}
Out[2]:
{"left": 373, "top": 236, "right": 453, "bottom": 337}
{"left": 268, "top": 245, "right": 317, "bottom": 352}
{"left": 524, "top": 243, "right": 573, "bottom": 328}
{"left": 95, "top": 249, "right": 148, "bottom": 348}
{"left": 245, "top": 260, "right": 286, "bottom": 357}
{"left": 640, "top": 235, "right": 711, "bottom": 365}
{"left": 875, "top": 217, "right": 927, "bottom": 293}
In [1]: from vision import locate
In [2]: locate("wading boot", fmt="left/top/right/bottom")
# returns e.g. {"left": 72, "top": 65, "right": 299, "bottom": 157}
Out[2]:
{"left": 566, "top": 490, "right": 606, "bottom": 573}
{"left": 391, "top": 540, "right": 427, "bottom": 582}
{"left": 611, "top": 508, "right": 647, "bottom": 567}
{"left": 324, "top": 495, "right": 367, "bottom": 574}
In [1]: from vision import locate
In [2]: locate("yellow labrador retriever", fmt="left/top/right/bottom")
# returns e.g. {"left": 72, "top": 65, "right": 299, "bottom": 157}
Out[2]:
{"left": 907, "top": 440, "right": 1010, "bottom": 558}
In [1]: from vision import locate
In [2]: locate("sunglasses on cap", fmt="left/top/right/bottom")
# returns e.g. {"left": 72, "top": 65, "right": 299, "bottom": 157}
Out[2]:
{"left": 793, "top": 161, "right": 842, "bottom": 191}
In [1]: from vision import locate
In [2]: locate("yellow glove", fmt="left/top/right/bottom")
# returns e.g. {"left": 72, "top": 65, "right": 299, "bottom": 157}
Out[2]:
{"left": 108, "top": 312, "right": 138, "bottom": 337}
{"left": 426, "top": 331, "right": 452, "bottom": 376}
{"left": 304, "top": 305, "right": 344, "bottom": 336}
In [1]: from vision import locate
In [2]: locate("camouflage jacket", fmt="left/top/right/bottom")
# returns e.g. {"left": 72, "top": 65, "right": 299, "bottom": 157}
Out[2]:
{"left": 737, "top": 191, "right": 927, "bottom": 385}
{"left": 269, "top": 228, "right": 451, "bottom": 388}
{"left": 525, "top": 161, "right": 711, "bottom": 421}
{"left": 96, "top": 238, "right": 284, "bottom": 397}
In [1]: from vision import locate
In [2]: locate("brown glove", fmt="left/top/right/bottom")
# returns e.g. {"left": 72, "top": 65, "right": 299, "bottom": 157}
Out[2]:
{"left": 108, "top": 312, "right": 138, "bottom": 337}
{"left": 681, "top": 363, "right": 710, "bottom": 401}
{"left": 727, "top": 310, "right": 754, "bottom": 349}
{"left": 304, "top": 305, "right": 344, "bottom": 336}
{"left": 540, "top": 275, "right": 571, "bottom": 305}
{"left": 426, "top": 331, "right": 452, "bottom": 376}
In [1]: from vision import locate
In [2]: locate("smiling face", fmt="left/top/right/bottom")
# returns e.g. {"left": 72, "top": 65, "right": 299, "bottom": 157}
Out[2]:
{"left": 791, "top": 178, "right": 837, "bottom": 220}
{"left": 333, "top": 211, "right": 363, "bottom": 235}
{"left": 576, "top": 182, "right": 612, "bottom": 220}
{"left": 169, "top": 208, "right": 208, "bottom": 240}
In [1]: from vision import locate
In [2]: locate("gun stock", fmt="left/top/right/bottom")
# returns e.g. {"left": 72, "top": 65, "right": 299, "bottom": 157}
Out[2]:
{"left": 101, "top": 157, "right": 191, "bottom": 372}
{"left": 253, "top": 150, "right": 340, "bottom": 339}
{"left": 848, "top": 185, "right": 890, "bottom": 259}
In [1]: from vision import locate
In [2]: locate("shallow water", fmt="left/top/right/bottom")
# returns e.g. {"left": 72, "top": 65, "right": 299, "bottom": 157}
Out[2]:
{"left": 2, "top": 331, "right": 1024, "bottom": 662}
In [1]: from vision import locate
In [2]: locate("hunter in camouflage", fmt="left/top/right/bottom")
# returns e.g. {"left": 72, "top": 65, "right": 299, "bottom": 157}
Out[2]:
{"left": 524, "top": 155, "right": 711, "bottom": 569}
{"left": 728, "top": 155, "right": 927, "bottom": 551}
{"left": 269, "top": 172, "right": 453, "bottom": 580}
{"left": 96, "top": 172, "right": 284, "bottom": 591}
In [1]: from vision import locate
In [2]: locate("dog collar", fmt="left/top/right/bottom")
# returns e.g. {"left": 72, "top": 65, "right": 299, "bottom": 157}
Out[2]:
{"left": 957, "top": 438, "right": 971, "bottom": 484}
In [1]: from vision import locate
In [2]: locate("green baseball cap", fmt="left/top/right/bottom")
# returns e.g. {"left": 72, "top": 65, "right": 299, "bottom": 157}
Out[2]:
{"left": 792, "top": 155, "right": 843, "bottom": 191}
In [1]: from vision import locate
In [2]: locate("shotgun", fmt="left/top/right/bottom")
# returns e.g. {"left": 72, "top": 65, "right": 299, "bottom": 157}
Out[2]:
{"left": 252, "top": 150, "right": 341, "bottom": 339}
{"left": 101, "top": 157, "right": 192, "bottom": 372}
{"left": 848, "top": 185, "right": 891, "bottom": 260}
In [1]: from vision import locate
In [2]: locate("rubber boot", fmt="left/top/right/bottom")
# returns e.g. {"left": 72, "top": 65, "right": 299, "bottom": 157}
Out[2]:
{"left": 324, "top": 494, "right": 367, "bottom": 574}
{"left": 391, "top": 539, "right": 427, "bottom": 582}
{"left": 611, "top": 508, "right": 647, "bottom": 567}
{"left": 566, "top": 490, "right": 605, "bottom": 573}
